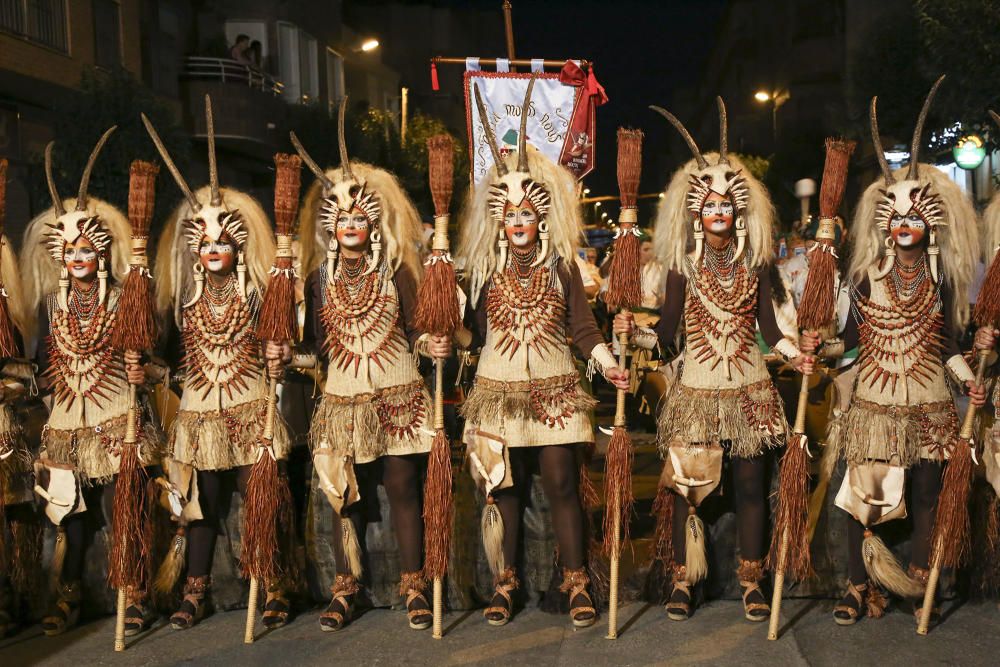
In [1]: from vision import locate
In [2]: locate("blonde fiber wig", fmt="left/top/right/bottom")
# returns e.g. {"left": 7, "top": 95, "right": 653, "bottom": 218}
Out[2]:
{"left": 21, "top": 197, "right": 131, "bottom": 341}
{"left": 0, "top": 235, "right": 28, "bottom": 337}
{"left": 653, "top": 152, "right": 775, "bottom": 274}
{"left": 457, "top": 146, "right": 584, "bottom": 303}
{"left": 849, "top": 164, "right": 978, "bottom": 326}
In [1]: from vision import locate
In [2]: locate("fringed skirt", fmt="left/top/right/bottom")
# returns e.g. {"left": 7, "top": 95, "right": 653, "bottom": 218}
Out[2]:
{"left": 826, "top": 398, "right": 958, "bottom": 468}
{"left": 170, "top": 397, "right": 291, "bottom": 471}
{"left": 461, "top": 373, "right": 597, "bottom": 448}
{"left": 656, "top": 377, "right": 787, "bottom": 459}
{"left": 309, "top": 380, "right": 432, "bottom": 464}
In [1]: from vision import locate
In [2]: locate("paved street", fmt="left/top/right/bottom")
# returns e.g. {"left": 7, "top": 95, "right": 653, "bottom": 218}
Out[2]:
{"left": 3, "top": 597, "right": 1000, "bottom": 666}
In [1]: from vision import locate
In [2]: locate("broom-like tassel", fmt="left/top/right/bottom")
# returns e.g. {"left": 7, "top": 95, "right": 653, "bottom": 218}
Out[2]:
{"left": 769, "top": 138, "right": 855, "bottom": 641}
{"left": 244, "top": 154, "right": 301, "bottom": 644}
{"left": 154, "top": 526, "right": 187, "bottom": 595}
{"left": 418, "top": 135, "right": 460, "bottom": 639}
{"left": 863, "top": 530, "right": 924, "bottom": 598}
{"left": 684, "top": 507, "right": 708, "bottom": 584}
{"left": 341, "top": 516, "right": 364, "bottom": 578}
{"left": 481, "top": 497, "right": 505, "bottom": 576}
{"left": 0, "top": 159, "right": 19, "bottom": 358}
{"left": 110, "top": 160, "right": 159, "bottom": 652}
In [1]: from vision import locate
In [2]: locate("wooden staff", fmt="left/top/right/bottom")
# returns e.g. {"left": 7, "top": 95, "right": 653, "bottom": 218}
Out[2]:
{"left": 416, "top": 135, "right": 461, "bottom": 639}
{"left": 767, "top": 139, "right": 854, "bottom": 641}
{"left": 109, "top": 160, "right": 160, "bottom": 651}
{"left": 602, "top": 128, "right": 643, "bottom": 639}
{"left": 244, "top": 154, "right": 302, "bottom": 643}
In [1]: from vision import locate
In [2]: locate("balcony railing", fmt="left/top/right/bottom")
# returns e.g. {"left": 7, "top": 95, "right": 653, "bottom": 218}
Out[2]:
{"left": 181, "top": 56, "right": 284, "bottom": 96}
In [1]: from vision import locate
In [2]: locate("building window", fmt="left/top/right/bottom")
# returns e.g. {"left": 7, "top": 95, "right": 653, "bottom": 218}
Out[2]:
{"left": 299, "top": 31, "right": 318, "bottom": 103}
{"left": 92, "top": 0, "right": 121, "bottom": 69}
{"left": 0, "top": 0, "right": 69, "bottom": 52}
{"left": 276, "top": 22, "right": 318, "bottom": 105}
{"left": 326, "top": 48, "right": 345, "bottom": 113}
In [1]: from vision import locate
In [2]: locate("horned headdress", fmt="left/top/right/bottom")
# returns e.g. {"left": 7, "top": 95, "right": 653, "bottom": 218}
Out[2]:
{"left": 290, "top": 97, "right": 422, "bottom": 285}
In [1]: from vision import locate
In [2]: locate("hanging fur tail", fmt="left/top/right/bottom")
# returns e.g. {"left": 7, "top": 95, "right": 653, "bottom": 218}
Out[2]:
{"left": 930, "top": 441, "right": 974, "bottom": 569}
{"left": 767, "top": 435, "right": 813, "bottom": 581}
{"left": 340, "top": 516, "right": 364, "bottom": 578}
{"left": 155, "top": 526, "right": 187, "bottom": 595}
{"left": 50, "top": 525, "right": 67, "bottom": 591}
{"left": 108, "top": 439, "right": 151, "bottom": 592}
{"left": 241, "top": 450, "right": 280, "bottom": 582}
{"left": 685, "top": 507, "right": 708, "bottom": 584}
{"left": 481, "top": 497, "right": 505, "bottom": 576}
{"left": 602, "top": 426, "right": 634, "bottom": 558}
{"left": 0, "top": 158, "right": 19, "bottom": 357}
{"left": 423, "top": 428, "right": 453, "bottom": 579}
{"left": 862, "top": 530, "right": 924, "bottom": 598}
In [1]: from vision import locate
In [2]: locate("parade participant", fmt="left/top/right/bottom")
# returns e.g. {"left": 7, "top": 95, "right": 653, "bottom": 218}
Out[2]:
{"left": 144, "top": 97, "right": 292, "bottom": 631}
{"left": 0, "top": 158, "right": 37, "bottom": 638}
{"left": 291, "top": 99, "right": 445, "bottom": 633}
{"left": 616, "top": 98, "right": 815, "bottom": 623}
{"left": 458, "top": 77, "right": 629, "bottom": 629}
{"left": 824, "top": 78, "right": 983, "bottom": 626}
{"left": 24, "top": 130, "right": 163, "bottom": 636}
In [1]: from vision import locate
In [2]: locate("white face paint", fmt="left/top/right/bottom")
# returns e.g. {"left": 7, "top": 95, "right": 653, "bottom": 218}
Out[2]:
{"left": 336, "top": 210, "right": 371, "bottom": 250}
{"left": 701, "top": 194, "right": 735, "bottom": 234}
{"left": 503, "top": 204, "right": 539, "bottom": 248}
{"left": 198, "top": 239, "right": 236, "bottom": 274}
{"left": 64, "top": 241, "right": 98, "bottom": 280}
{"left": 889, "top": 212, "right": 927, "bottom": 248}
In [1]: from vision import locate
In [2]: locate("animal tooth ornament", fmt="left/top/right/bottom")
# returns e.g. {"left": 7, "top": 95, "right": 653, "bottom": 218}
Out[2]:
{"left": 823, "top": 75, "right": 982, "bottom": 631}
{"left": 145, "top": 95, "right": 293, "bottom": 633}
{"left": 292, "top": 97, "right": 436, "bottom": 633}
{"left": 458, "top": 75, "right": 626, "bottom": 630}
{"left": 23, "top": 128, "right": 165, "bottom": 639}
{"left": 633, "top": 97, "right": 806, "bottom": 625}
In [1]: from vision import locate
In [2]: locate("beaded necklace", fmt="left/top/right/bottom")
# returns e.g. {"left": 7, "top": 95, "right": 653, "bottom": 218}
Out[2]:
{"left": 46, "top": 289, "right": 122, "bottom": 409}
{"left": 487, "top": 251, "right": 565, "bottom": 359}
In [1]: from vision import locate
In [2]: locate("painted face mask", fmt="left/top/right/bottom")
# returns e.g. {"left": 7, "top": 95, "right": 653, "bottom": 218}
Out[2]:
{"left": 701, "top": 192, "right": 736, "bottom": 235}
{"left": 198, "top": 237, "right": 237, "bottom": 274}
{"left": 503, "top": 202, "right": 539, "bottom": 248}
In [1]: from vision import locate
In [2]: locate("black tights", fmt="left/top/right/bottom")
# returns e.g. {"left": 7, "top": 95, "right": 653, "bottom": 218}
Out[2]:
{"left": 847, "top": 459, "right": 942, "bottom": 585}
{"left": 671, "top": 455, "right": 767, "bottom": 565}
{"left": 331, "top": 455, "right": 424, "bottom": 574}
{"left": 186, "top": 466, "right": 251, "bottom": 578}
{"left": 61, "top": 482, "right": 117, "bottom": 583}
{"left": 491, "top": 444, "right": 585, "bottom": 571}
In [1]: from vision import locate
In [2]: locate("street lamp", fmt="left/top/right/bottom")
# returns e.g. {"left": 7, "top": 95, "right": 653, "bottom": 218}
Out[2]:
{"left": 754, "top": 90, "right": 771, "bottom": 103}
{"left": 753, "top": 88, "right": 790, "bottom": 145}
{"left": 361, "top": 39, "right": 380, "bottom": 52}
{"left": 583, "top": 187, "right": 591, "bottom": 195}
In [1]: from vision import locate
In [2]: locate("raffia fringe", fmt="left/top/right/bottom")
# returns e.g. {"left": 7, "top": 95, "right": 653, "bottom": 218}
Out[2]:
{"left": 826, "top": 399, "right": 955, "bottom": 468}
{"left": 171, "top": 398, "right": 290, "bottom": 471}
{"left": 461, "top": 374, "right": 597, "bottom": 427}
{"left": 656, "top": 380, "right": 785, "bottom": 459}
{"left": 42, "top": 414, "right": 162, "bottom": 485}
{"left": 309, "top": 383, "right": 427, "bottom": 460}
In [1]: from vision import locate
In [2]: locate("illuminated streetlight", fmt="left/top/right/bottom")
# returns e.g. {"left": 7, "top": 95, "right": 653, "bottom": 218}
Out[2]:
{"left": 658, "top": 192, "right": 664, "bottom": 199}
{"left": 594, "top": 202, "right": 601, "bottom": 208}
{"left": 583, "top": 187, "right": 591, "bottom": 195}
{"left": 754, "top": 90, "right": 771, "bottom": 103}
{"left": 601, "top": 212, "right": 608, "bottom": 219}
{"left": 361, "top": 39, "right": 380, "bottom": 52}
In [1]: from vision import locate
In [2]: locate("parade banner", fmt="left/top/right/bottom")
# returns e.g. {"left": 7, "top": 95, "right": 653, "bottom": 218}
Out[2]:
{"left": 464, "top": 61, "right": 605, "bottom": 184}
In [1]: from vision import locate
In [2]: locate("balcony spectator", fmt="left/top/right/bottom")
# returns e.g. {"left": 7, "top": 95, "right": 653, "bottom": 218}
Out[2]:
{"left": 230, "top": 34, "right": 252, "bottom": 65}
{"left": 248, "top": 40, "right": 263, "bottom": 70}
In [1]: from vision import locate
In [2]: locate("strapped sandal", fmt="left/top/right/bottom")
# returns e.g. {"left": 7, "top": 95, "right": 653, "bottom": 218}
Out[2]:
{"left": 908, "top": 565, "right": 940, "bottom": 626}
{"left": 560, "top": 567, "right": 597, "bottom": 628}
{"left": 170, "top": 576, "right": 211, "bottom": 630}
{"left": 665, "top": 564, "right": 693, "bottom": 621}
{"left": 262, "top": 583, "right": 291, "bottom": 630}
{"left": 41, "top": 581, "right": 81, "bottom": 637}
{"left": 737, "top": 559, "right": 770, "bottom": 623}
{"left": 399, "top": 570, "right": 432, "bottom": 631}
{"left": 320, "top": 574, "right": 358, "bottom": 632}
{"left": 484, "top": 568, "right": 519, "bottom": 627}
{"left": 833, "top": 580, "right": 886, "bottom": 626}
{"left": 123, "top": 588, "right": 155, "bottom": 637}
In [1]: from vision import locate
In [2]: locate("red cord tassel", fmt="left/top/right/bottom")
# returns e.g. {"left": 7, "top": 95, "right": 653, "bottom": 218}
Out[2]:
{"left": 430, "top": 62, "right": 439, "bottom": 91}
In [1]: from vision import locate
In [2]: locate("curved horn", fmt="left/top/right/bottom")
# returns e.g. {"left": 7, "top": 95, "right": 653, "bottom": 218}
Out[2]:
{"left": 290, "top": 132, "right": 334, "bottom": 191}
{"left": 44, "top": 142, "right": 66, "bottom": 217}
{"left": 205, "top": 95, "right": 221, "bottom": 207}
{"left": 990, "top": 110, "right": 1000, "bottom": 130}
{"left": 337, "top": 96, "right": 353, "bottom": 180}
{"left": 516, "top": 74, "right": 537, "bottom": 172}
{"left": 650, "top": 105, "right": 708, "bottom": 170}
{"left": 141, "top": 112, "right": 201, "bottom": 212}
{"left": 716, "top": 96, "right": 729, "bottom": 165}
{"left": 473, "top": 84, "right": 508, "bottom": 177}
{"left": 869, "top": 97, "right": 895, "bottom": 185}
{"left": 76, "top": 125, "right": 116, "bottom": 211}
{"left": 907, "top": 75, "right": 945, "bottom": 180}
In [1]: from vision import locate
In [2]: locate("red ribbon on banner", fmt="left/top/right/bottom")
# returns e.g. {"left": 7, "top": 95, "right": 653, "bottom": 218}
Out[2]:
{"left": 558, "top": 61, "right": 607, "bottom": 179}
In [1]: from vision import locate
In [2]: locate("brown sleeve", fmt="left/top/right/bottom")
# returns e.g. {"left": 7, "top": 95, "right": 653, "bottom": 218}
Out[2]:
{"left": 558, "top": 260, "right": 605, "bottom": 359}
{"left": 939, "top": 282, "right": 962, "bottom": 360}
{"left": 301, "top": 269, "right": 323, "bottom": 356}
{"left": 34, "top": 301, "right": 50, "bottom": 374}
{"left": 756, "top": 266, "right": 785, "bottom": 348}
{"left": 393, "top": 265, "right": 423, "bottom": 348}
{"left": 654, "top": 269, "right": 686, "bottom": 350}
{"left": 842, "top": 276, "right": 870, "bottom": 352}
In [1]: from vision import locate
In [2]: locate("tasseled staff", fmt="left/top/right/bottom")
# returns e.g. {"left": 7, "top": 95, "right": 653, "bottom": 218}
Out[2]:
{"left": 0, "top": 159, "right": 18, "bottom": 358}
{"left": 767, "top": 138, "right": 854, "bottom": 641}
{"left": 243, "top": 153, "right": 302, "bottom": 644}
{"left": 916, "top": 111, "right": 1000, "bottom": 635}
{"left": 109, "top": 160, "right": 160, "bottom": 652}
{"left": 602, "top": 128, "right": 643, "bottom": 640}
{"left": 417, "top": 134, "right": 461, "bottom": 639}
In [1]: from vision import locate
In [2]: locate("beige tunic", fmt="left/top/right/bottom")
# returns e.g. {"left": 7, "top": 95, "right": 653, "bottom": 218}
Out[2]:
{"left": 656, "top": 255, "right": 788, "bottom": 459}
{"left": 307, "top": 261, "right": 431, "bottom": 464}
{"left": 827, "top": 267, "right": 959, "bottom": 468}
{"left": 39, "top": 288, "right": 161, "bottom": 484}
{"left": 170, "top": 282, "right": 290, "bottom": 471}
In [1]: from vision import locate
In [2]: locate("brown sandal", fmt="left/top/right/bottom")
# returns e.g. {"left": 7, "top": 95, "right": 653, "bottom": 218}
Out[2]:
{"left": 560, "top": 567, "right": 597, "bottom": 628}
{"left": 41, "top": 581, "right": 81, "bottom": 637}
{"left": 262, "top": 583, "right": 291, "bottom": 630}
{"left": 833, "top": 580, "right": 886, "bottom": 626}
{"left": 399, "top": 570, "right": 432, "bottom": 630}
{"left": 123, "top": 588, "right": 154, "bottom": 637}
{"left": 320, "top": 574, "right": 358, "bottom": 632}
{"left": 737, "top": 559, "right": 770, "bottom": 622}
{"left": 665, "top": 564, "right": 693, "bottom": 621}
{"left": 484, "top": 568, "right": 519, "bottom": 626}
{"left": 170, "top": 576, "right": 211, "bottom": 630}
